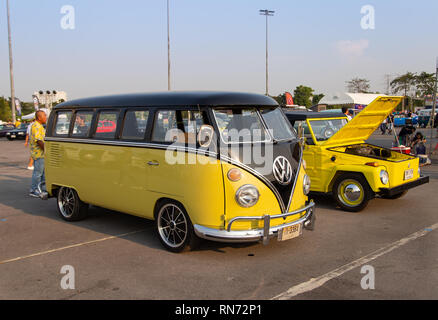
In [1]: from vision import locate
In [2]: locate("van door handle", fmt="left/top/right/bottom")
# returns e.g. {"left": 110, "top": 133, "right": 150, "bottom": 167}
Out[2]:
{"left": 147, "top": 161, "right": 159, "bottom": 166}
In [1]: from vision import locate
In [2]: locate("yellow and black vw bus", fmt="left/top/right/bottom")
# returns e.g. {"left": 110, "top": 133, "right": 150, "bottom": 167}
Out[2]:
{"left": 44, "top": 92, "right": 315, "bottom": 252}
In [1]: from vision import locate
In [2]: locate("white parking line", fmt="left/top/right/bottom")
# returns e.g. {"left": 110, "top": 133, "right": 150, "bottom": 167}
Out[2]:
{"left": 0, "top": 229, "right": 147, "bottom": 265}
{"left": 272, "top": 223, "right": 438, "bottom": 300}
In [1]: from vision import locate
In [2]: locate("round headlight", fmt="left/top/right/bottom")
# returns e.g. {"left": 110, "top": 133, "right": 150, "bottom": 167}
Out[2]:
{"left": 303, "top": 174, "right": 311, "bottom": 195}
{"left": 380, "top": 170, "right": 389, "bottom": 185}
{"left": 235, "top": 185, "right": 259, "bottom": 208}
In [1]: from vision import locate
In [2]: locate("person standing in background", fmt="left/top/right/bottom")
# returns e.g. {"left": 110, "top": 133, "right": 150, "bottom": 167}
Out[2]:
{"left": 24, "top": 120, "right": 34, "bottom": 170}
{"left": 29, "top": 110, "right": 47, "bottom": 198}
{"left": 342, "top": 107, "right": 352, "bottom": 121}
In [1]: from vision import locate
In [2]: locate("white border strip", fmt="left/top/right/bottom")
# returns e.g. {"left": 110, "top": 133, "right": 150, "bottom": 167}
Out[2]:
{"left": 271, "top": 222, "right": 438, "bottom": 300}
{"left": 0, "top": 229, "right": 147, "bottom": 265}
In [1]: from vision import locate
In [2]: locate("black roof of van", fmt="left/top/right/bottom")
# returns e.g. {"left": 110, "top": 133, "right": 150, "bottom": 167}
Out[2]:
{"left": 54, "top": 91, "right": 279, "bottom": 109}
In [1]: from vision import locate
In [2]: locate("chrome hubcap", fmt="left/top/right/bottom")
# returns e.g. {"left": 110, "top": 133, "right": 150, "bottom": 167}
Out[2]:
{"left": 157, "top": 204, "right": 187, "bottom": 248}
{"left": 343, "top": 184, "right": 361, "bottom": 201}
{"left": 58, "top": 187, "right": 75, "bottom": 218}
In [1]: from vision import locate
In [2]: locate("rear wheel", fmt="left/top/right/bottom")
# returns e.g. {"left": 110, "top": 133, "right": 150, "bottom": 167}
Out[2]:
{"left": 56, "top": 187, "right": 89, "bottom": 221}
{"left": 155, "top": 200, "right": 200, "bottom": 253}
{"left": 333, "top": 173, "right": 373, "bottom": 212}
{"left": 381, "top": 190, "right": 408, "bottom": 199}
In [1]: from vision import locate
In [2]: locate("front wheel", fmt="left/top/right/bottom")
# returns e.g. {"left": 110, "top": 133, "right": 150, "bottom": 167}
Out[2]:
{"left": 56, "top": 187, "right": 89, "bottom": 221}
{"left": 332, "top": 173, "right": 373, "bottom": 212}
{"left": 155, "top": 200, "right": 200, "bottom": 253}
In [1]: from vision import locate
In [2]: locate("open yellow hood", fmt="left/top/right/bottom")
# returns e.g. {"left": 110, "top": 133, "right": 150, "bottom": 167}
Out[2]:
{"left": 321, "top": 96, "right": 403, "bottom": 147}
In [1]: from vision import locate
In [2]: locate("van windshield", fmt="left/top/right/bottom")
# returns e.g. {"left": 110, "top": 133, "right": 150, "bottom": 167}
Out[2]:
{"left": 213, "top": 107, "right": 295, "bottom": 143}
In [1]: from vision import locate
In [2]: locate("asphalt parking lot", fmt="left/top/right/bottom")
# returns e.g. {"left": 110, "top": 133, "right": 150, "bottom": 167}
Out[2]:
{"left": 0, "top": 133, "right": 437, "bottom": 300}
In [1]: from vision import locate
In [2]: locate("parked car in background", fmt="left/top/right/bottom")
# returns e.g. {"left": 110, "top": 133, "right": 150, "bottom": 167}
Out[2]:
{"left": 393, "top": 114, "right": 418, "bottom": 127}
{"left": 285, "top": 96, "right": 429, "bottom": 212}
{"left": 0, "top": 124, "right": 15, "bottom": 138}
{"left": 96, "top": 119, "right": 117, "bottom": 133}
{"left": 418, "top": 109, "right": 437, "bottom": 128}
{"left": 6, "top": 123, "right": 29, "bottom": 140}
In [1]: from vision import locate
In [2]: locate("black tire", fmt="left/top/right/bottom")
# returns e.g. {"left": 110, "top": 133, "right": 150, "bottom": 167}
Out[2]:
{"left": 6, "top": 136, "right": 12, "bottom": 141}
{"left": 56, "top": 186, "right": 89, "bottom": 221}
{"left": 154, "top": 200, "right": 200, "bottom": 253}
{"left": 332, "top": 173, "right": 373, "bottom": 212}
{"left": 381, "top": 190, "right": 408, "bottom": 199}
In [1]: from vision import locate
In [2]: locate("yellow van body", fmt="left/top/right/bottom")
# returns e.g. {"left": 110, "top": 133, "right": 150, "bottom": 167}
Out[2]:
{"left": 44, "top": 92, "right": 316, "bottom": 251}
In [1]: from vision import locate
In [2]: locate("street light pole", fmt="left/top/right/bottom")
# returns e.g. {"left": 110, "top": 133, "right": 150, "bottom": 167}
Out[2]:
{"left": 429, "top": 57, "right": 438, "bottom": 156}
{"left": 167, "top": 0, "right": 171, "bottom": 91}
{"left": 6, "top": 0, "right": 16, "bottom": 123}
{"left": 259, "top": 9, "right": 274, "bottom": 96}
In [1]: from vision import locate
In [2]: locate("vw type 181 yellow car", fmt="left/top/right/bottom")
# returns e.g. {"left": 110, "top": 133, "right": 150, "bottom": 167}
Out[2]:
{"left": 285, "top": 96, "right": 429, "bottom": 212}
{"left": 44, "top": 92, "right": 315, "bottom": 252}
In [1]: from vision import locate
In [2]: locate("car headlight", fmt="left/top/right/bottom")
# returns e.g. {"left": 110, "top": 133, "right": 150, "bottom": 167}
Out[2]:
{"left": 380, "top": 170, "right": 389, "bottom": 185}
{"left": 302, "top": 159, "right": 307, "bottom": 170}
{"left": 303, "top": 174, "right": 311, "bottom": 195}
{"left": 235, "top": 185, "right": 259, "bottom": 208}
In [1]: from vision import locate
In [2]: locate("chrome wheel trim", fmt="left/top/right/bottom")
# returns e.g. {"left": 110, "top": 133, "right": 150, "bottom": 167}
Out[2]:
{"left": 343, "top": 184, "right": 361, "bottom": 202}
{"left": 337, "top": 179, "right": 364, "bottom": 207}
{"left": 157, "top": 204, "right": 188, "bottom": 248}
{"left": 58, "top": 187, "right": 76, "bottom": 218}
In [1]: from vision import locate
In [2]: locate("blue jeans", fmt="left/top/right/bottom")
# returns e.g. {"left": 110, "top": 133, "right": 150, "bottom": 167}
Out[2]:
{"left": 30, "top": 158, "right": 45, "bottom": 193}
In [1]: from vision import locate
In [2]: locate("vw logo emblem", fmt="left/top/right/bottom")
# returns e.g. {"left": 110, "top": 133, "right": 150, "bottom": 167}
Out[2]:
{"left": 273, "top": 156, "right": 293, "bottom": 185}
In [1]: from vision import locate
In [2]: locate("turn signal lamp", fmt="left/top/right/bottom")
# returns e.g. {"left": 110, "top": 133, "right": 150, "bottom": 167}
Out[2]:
{"left": 365, "top": 162, "right": 380, "bottom": 167}
{"left": 227, "top": 168, "right": 242, "bottom": 182}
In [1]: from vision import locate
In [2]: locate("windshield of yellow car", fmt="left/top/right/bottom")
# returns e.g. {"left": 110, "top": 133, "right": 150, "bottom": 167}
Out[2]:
{"left": 308, "top": 118, "right": 347, "bottom": 141}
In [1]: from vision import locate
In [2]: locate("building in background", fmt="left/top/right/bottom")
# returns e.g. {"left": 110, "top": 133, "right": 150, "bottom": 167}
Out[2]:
{"left": 32, "top": 90, "right": 67, "bottom": 110}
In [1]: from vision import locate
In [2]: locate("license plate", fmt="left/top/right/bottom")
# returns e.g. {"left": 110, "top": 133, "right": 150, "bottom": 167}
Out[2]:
{"left": 11, "top": 135, "right": 16, "bottom": 138}
{"left": 278, "top": 223, "right": 302, "bottom": 241}
{"left": 404, "top": 169, "right": 414, "bottom": 180}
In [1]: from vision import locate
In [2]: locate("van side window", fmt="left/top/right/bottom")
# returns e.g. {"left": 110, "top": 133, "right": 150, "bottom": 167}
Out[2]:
{"left": 121, "top": 110, "right": 149, "bottom": 140}
{"left": 94, "top": 111, "right": 119, "bottom": 139}
{"left": 152, "top": 110, "right": 206, "bottom": 144}
{"left": 72, "top": 111, "right": 93, "bottom": 137}
{"left": 152, "top": 110, "right": 178, "bottom": 142}
{"left": 54, "top": 111, "right": 72, "bottom": 136}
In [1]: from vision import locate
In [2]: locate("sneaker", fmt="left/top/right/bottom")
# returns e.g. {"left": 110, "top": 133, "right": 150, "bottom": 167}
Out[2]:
{"left": 29, "top": 191, "right": 40, "bottom": 198}
{"left": 27, "top": 166, "right": 34, "bottom": 170}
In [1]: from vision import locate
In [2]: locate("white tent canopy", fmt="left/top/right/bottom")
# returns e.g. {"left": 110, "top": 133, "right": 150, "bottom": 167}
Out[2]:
{"left": 20, "top": 108, "right": 50, "bottom": 121}
{"left": 319, "top": 92, "right": 386, "bottom": 106}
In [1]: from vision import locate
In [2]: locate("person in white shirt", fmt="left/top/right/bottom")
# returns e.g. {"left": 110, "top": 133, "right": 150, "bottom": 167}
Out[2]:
{"left": 342, "top": 107, "right": 352, "bottom": 121}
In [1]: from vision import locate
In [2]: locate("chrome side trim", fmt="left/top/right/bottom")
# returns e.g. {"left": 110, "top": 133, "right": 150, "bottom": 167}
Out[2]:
{"left": 44, "top": 137, "right": 218, "bottom": 158}
{"left": 193, "top": 202, "right": 315, "bottom": 244}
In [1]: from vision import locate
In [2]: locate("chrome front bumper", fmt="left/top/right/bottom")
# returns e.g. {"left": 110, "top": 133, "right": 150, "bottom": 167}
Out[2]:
{"left": 193, "top": 202, "right": 316, "bottom": 245}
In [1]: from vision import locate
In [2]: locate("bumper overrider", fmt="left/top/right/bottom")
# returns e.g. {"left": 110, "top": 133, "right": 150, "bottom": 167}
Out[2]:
{"left": 378, "top": 175, "right": 429, "bottom": 197}
{"left": 193, "top": 201, "right": 316, "bottom": 245}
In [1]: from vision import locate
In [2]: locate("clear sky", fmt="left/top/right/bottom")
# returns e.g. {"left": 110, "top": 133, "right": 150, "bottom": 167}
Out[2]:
{"left": 1, "top": 0, "right": 437, "bottom": 101}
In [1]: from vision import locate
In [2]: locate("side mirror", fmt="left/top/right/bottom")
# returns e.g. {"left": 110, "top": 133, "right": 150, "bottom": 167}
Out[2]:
{"left": 197, "top": 125, "right": 214, "bottom": 148}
